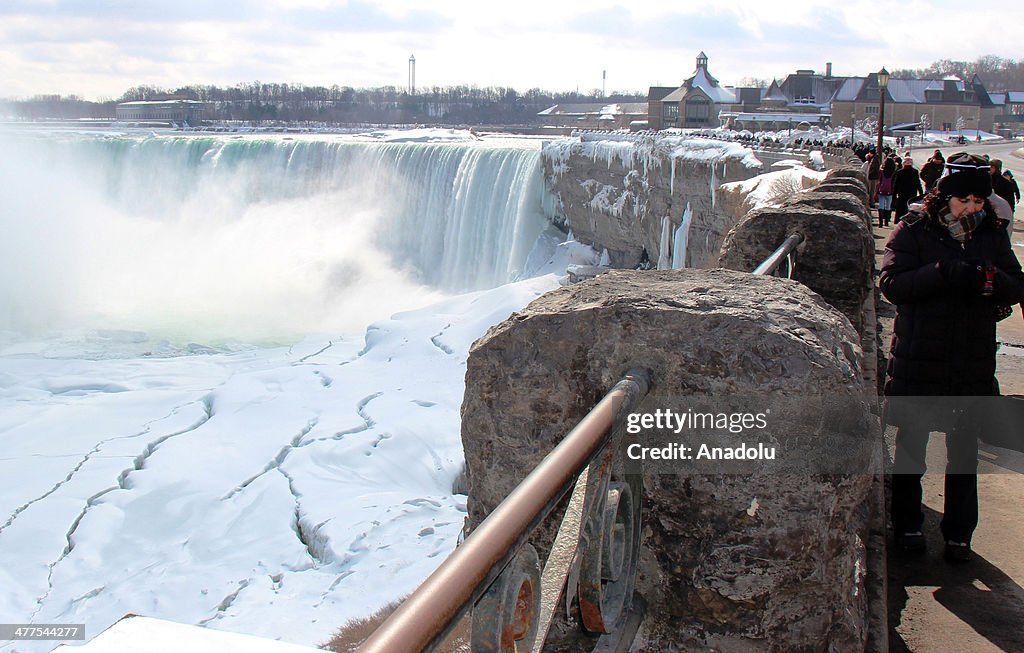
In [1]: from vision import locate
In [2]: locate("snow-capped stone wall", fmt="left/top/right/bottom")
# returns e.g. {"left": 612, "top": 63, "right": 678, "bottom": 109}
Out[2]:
{"left": 460, "top": 268, "right": 875, "bottom": 652}
{"left": 540, "top": 134, "right": 763, "bottom": 269}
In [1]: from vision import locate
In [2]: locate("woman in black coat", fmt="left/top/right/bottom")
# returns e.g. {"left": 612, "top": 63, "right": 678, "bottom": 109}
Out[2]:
{"left": 891, "top": 157, "right": 923, "bottom": 223}
{"left": 880, "top": 153, "right": 1024, "bottom": 562}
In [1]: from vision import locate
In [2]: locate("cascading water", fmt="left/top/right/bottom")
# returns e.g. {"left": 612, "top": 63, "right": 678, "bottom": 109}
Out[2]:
{"left": 671, "top": 203, "right": 693, "bottom": 269}
{"left": 0, "top": 133, "right": 553, "bottom": 343}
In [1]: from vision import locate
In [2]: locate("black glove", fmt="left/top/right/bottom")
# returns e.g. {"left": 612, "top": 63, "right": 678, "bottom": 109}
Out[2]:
{"left": 941, "top": 259, "right": 985, "bottom": 293}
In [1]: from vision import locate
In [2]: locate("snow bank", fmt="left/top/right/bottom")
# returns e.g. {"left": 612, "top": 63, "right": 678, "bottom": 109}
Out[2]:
{"left": 720, "top": 166, "right": 828, "bottom": 212}
{"left": 0, "top": 273, "right": 563, "bottom": 653}
{"left": 360, "top": 128, "right": 479, "bottom": 143}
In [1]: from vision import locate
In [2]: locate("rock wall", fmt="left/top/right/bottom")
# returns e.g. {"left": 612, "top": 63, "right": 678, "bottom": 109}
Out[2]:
{"left": 461, "top": 269, "right": 877, "bottom": 652}
{"left": 719, "top": 167, "right": 874, "bottom": 335}
{"left": 541, "top": 135, "right": 763, "bottom": 270}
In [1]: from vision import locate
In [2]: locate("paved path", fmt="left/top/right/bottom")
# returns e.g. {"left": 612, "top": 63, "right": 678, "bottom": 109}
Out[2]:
{"left": 873, "top": 144, "right": 1024, "bottom": 652}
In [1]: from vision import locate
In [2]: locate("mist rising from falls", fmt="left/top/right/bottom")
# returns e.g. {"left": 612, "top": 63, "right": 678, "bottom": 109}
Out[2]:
{"left": 0, "top": 133, "right": 553, "bottom": 343}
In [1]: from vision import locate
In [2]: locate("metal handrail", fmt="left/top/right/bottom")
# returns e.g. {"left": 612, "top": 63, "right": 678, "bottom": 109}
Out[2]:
{"left": 752, "top": 233, "right": 804, "bottom": 278}
{"left": 358, "top": 368, "right": 650, "bottom": 653}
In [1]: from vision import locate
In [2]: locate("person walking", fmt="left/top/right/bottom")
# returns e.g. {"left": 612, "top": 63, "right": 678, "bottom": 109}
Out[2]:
{"left": 990, "top": 160, "right": 1017, "bottom": 212}
{"left": 865, "top": 152, "right": 881, "bottom": 208}
{"left": 880, "top": 153, "right": 1024, "bottom": 562}
{"left": 919, "top": 150, "right": 945, "bottom": 193}
{"left": 877, "top": 157, "right": 897, "bottom": 227}
{"left": 1004, "top": 170, "right": 1020, "bottom": 210}
{"left": 892, "top": 156, "right": 923, "bottom": 223}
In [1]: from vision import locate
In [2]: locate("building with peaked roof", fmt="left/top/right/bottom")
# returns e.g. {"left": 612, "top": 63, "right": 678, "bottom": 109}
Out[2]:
{"left": 989, "top": 91, "right": 1024, "bottom": 135}
{"left": 831, "top": 73, "right": 997, "bottom": 134}
{"left": 647, "top": 52, "right": 738, "bottom": 129}
{"left": 721, "top": 65, "right": 847, "bottom": 131}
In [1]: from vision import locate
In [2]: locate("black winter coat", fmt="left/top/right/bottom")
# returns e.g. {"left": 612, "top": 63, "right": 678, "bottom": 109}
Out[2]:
{"left": 880, "top": 208, "right": 1024, "bottom": 397}
{"left": 919, "top": 161, "right": 944, "bottom": 189}
{"left": 892, "top": 167, "right": 923, "bottom": 202}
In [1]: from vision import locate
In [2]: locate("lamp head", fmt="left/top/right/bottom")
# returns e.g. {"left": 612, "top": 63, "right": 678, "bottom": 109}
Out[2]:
{"left": 878, "top": 67, "right": 890, "bottom": 89}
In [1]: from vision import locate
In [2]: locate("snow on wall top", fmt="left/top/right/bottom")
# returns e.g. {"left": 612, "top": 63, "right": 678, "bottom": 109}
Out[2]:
{"left": 540, "top": 133, "right": 762, "bottom": 176}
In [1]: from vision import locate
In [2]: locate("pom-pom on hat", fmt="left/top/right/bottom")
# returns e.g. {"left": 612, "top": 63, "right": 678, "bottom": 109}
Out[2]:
{"left": 938, "top": 153, "right": 992, "bottom": 198}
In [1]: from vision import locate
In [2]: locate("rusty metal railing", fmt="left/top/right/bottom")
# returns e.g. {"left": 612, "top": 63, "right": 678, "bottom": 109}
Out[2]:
{"left": 752, "top": 233, "right": 804, "bottom": 278}
{"left": 358, "top": 368, "right": 650, "bottom": 653}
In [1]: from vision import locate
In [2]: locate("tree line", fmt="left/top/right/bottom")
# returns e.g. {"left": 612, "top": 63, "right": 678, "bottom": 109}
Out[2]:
{"left": 4, "top": 55, "right": 1021, "bottom": 124}
{"left": 1, "top": 83, "right": 646, "bottom": 125}
{"left": 891, "top": 55, "right": 1024, "bottom": 91}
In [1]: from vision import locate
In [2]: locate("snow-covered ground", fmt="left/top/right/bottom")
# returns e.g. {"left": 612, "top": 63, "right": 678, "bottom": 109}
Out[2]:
{"left": 0, "top": 272, "right": 571, "bottom": 652}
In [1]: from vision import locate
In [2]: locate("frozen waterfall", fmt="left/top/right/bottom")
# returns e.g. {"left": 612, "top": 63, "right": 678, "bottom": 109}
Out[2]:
{"left": 0, "top": 133, "right": 554, "bottom": 341}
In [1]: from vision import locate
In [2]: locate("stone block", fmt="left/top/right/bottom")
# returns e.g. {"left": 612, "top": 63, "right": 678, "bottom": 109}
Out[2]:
{"left": 718, "top": 205, "right": 873, "bottom": 335}
{"left": 461, "top": 269, "right": 875, "bottom": 652}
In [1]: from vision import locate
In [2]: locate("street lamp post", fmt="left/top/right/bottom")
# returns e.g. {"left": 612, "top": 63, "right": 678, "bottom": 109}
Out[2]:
{"left": 876, "top": 67, "right": 889, "bottom": 156}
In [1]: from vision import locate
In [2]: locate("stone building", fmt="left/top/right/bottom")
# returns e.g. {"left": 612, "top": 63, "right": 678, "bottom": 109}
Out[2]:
{"left": 831, "top": 73, "right": 997, "bottom": 134}
{"left": 722, "top": 66, "right": 846, "bottom": 131}
{"left": 115, "top": 100, "right": 204, "bottom": 125}
{"left": 647, "top": 53, "right": 738, "bottom": 130}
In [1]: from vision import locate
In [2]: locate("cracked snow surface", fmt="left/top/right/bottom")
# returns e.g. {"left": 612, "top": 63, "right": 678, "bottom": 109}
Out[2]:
{"left": 0, "top": 276, "right": 560, "bottom": 652}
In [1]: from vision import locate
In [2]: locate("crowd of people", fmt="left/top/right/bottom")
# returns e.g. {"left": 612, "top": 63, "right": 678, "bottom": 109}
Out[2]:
{"left": 878, "top": 151, "right": 1024, "bottom": 563}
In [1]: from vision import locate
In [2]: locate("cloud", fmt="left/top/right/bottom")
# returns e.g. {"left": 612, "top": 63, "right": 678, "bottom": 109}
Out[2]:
{"left": 563, "top": 7, "right": 749, "bottom": 43}
{"left": 283, "top": 2, "right": 451, "bottom": 33}
{"left": 0, "top": 0, "right": 257, "bottom": 23}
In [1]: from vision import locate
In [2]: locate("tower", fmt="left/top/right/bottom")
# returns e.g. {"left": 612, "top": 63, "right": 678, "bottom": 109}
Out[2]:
{"left": 408, "top": 54, "right": 416, "bottom": 95}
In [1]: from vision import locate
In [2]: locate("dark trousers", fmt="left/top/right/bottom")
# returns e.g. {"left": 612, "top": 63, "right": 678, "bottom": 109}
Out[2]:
{"left": 891, "top": 424, "right": 979, "bottom": 542}
{"left": 893, "top": 196, "right": 911, "bottom": 222}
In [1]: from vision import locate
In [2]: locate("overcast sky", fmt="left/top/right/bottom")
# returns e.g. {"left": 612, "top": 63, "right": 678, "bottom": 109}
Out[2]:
{"left": 0, "top": 0, "right": 1018, "bottom": 100}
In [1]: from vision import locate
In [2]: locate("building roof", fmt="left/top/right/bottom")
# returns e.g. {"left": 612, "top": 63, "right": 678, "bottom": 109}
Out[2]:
{"left": 734, "top": 87, "right": 764, "bottom": 104}
{"left": 833, "top": 74, "right": 993, "bottom": 106}
{"left": 779, "top": 71, "right": 846, "bottom": 108}
{"left": 660, "top": 61, "right": 737, "bottom": 105}
{"left": 647, "top": 86, "right": 677, "bottom": 102}
{"left": 763, "top": 80, "right": 788, "bottom": 102}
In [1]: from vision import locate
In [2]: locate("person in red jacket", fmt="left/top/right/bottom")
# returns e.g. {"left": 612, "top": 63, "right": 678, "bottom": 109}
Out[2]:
{"left": 880, "top": 153, "right": 1024, "bottom": 562}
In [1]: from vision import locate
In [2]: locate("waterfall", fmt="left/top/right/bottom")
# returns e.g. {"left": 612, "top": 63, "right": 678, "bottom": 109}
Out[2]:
{"left": 0, "top": 133, "right": 553, "bottom": 341}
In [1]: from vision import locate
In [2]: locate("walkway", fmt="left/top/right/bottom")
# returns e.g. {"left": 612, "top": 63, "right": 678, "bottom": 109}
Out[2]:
{"left": 873, "top": 145, "right": 1024, "bottom": 651}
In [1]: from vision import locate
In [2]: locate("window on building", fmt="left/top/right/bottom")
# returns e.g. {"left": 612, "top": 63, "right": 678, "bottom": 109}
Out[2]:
{"left": 662, "top": 103, "right": 679, "bottom": 124}
{"left": 864, "top": 105, "right": 878, "bottom": 115}
{"left": 942, "top": 122, "right": 953, "bottom": 131}
{"left": 685, "top": 97, "right": 710, "bottom": 124}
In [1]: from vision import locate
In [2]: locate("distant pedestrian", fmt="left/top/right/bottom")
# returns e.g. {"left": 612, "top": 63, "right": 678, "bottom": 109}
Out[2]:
{"left": 881, "top": 152, "right": 1024, "bottom": 563}
{"left": 877, "top": 157, "right": 897, "bottom": 227}
{"left": 990, "top": 160, "right": 1017, "bottom": 212}
{"left": 1004, "top": 170, "right": 1020, "bottom": 210}
{"left": 865, "top": 153, "right": 881, "bottom": 207}
{"left": 919, "top": 151, "right": 945, "bottom": 193}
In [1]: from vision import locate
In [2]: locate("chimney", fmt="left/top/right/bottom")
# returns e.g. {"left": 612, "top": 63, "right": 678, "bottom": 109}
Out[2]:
{"left": 826, "top": 62, "right": 832, "bottom": 80}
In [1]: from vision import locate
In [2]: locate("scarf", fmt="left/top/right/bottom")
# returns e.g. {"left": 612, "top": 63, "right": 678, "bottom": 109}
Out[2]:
{"left": 938, "top": 206, "right": 986, "bottom": 243}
